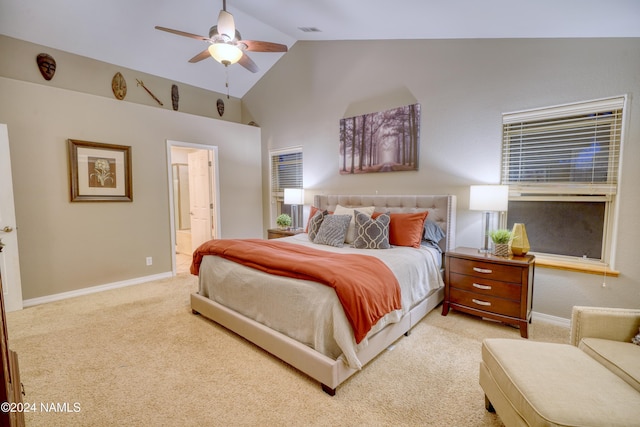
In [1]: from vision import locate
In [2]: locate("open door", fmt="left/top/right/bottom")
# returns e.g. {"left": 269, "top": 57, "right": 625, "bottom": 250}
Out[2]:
{"left": 188, "top": 149, "right": 214, "bottom": 252}
{"left": 0, "top": 124, "right": 23, "bottom": 312}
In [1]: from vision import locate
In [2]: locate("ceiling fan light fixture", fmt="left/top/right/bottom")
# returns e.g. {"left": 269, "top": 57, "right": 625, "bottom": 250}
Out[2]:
{"left": 208, "top": 43, "right": 243, "bottom": 65}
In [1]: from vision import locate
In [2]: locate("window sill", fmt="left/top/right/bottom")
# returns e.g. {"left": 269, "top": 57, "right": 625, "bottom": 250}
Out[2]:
{"left": 534, "top": 255, "right": 619, "bottom": 277}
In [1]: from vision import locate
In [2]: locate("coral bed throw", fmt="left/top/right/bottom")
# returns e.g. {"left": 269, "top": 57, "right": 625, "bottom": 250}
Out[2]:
{"left": 191, "top": 239, "right": 401, "bottom": 343}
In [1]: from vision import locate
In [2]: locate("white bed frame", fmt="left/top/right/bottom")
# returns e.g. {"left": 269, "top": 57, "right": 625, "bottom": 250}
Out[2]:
{"left": 191, "top": 194, "right": 457, "bottom": 395}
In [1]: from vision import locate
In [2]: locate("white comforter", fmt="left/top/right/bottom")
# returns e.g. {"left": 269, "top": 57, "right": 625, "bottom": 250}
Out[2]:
{"left": 197, "top": 233, "right": 444, "bottom": 369}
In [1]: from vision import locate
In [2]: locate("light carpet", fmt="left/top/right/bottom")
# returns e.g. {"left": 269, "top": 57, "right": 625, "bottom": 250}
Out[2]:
{"left": 6, "top": 274, "right": 568, "bottom": 426}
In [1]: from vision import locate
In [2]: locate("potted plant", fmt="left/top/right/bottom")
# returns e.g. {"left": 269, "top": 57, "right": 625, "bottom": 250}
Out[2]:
{"left": 489, "top": 229, "right": 512, "bottom": 257}
{"left": 276, "top": 214, "right": 292, "bottom": 229}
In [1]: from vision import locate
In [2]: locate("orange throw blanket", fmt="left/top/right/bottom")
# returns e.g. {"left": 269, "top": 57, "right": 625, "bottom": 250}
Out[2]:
{"left": 191, "top": 239, "right": 401, "bottom": 343}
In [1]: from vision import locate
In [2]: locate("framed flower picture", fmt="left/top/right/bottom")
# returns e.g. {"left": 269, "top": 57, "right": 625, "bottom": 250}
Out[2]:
{"left": 67, "top": 139, "right": 132, "bottom": 202}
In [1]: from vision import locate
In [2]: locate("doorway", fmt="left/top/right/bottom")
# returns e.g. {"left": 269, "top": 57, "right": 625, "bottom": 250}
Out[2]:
{"left": 0, "top": 124, "right": 23, "bottom": 311}
{"left": 167, "top": 141, "right": 220, "bottom": 275}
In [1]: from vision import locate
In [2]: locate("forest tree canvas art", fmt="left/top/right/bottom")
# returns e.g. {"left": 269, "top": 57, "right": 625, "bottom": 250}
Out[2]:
{"left": 339, "top": 103, "right": 420, "bottom": 174}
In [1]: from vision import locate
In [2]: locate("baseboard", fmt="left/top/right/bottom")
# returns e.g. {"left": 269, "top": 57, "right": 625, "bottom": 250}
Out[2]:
{"left": 531, "top": 311, "right": 570, "bottom": 327}
{"left": 22, "top": 272, "right": 173, "bottom": 308}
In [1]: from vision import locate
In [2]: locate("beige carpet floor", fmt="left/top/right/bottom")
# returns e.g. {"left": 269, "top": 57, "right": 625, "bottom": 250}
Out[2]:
{"left": 6, "top": 274, "right": 569, "bottom": 426}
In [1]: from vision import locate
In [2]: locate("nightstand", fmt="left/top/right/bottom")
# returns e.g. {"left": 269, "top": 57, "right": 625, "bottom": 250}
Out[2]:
{"left": 267, "top": 228, "right": 304, "bottom": 239}
{"left": 442, "top": 247, "right": 535, "bottom": 338}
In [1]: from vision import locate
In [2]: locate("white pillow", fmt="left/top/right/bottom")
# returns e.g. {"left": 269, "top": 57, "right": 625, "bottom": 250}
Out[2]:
{"left": 333, "top": 204, "right": 375, "bottom": 243}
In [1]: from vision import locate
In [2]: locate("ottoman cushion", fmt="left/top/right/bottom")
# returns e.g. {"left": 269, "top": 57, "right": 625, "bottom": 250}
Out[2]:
{"left": 579, "top": 338, "right": 640, "bottom": 392}
{"left": 482, "top": 338, "right": 640, "bottom": 426}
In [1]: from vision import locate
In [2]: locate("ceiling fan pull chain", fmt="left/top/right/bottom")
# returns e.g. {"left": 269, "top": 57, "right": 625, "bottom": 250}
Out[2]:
{"left": 225, "top": 66, "right": 230, "bottom": 99}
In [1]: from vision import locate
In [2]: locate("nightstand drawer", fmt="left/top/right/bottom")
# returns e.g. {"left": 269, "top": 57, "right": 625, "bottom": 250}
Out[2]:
{"left": 448, "top": 272, "right": 521, "bottom": 301}
{"left": 449, "top": 288, "right": 520, "bottom": 318}
{"left": 448, "top": 257, "right": 523, "bottom": 283}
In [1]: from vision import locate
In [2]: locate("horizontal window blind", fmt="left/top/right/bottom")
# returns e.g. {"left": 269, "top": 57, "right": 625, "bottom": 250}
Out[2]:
{"left": 270, "top": 150, "right": 303, "bottom": 192}
{"left": 502, "top": 97, "right": 624, "bottom": 195}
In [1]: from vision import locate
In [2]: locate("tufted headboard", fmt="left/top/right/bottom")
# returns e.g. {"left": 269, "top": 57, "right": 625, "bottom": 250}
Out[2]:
{"left": 313, "top": 194, "right": 457, "bottom": 252}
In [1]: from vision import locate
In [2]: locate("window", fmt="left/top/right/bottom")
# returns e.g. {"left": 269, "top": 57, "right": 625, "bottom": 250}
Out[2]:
{"left": 501, "top": 96, "right": 626, "bottom": 270}
{"left": 269, "top": 147, "right": 303, "bottom": 226}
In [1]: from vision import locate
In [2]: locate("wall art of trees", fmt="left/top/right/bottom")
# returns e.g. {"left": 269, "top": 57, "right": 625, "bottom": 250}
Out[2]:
{"left": 339, "top": 103, "right": 420, "bottom": 174}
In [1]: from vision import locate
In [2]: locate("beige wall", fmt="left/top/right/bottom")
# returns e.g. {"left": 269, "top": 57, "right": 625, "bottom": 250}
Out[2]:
{"left": 243, "top": 38, "right": 640, "bottom": 319}
{"left": 0, "top": 77, "right": 262, "bottom": 301}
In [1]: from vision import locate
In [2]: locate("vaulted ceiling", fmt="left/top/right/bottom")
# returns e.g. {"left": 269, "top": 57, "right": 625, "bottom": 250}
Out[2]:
{"left": 1, "top": 0, "right": 639, "bottom": 98}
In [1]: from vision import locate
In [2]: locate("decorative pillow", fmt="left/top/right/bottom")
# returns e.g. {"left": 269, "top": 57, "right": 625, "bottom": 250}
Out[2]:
{"left": 422, "top": 219, "right": 446, "bottom": 253}
{"left": 333, "top": 204, "right": 375, "bottom": 243}
{"left": 389, "top": 211, "right": 429, "bottom": 248}
{"left": 353, "top": 211, "right": 390, "bottom": 249}
{"left": 313, "top": 214, "right": 352, "bottom": 248}
{"left": 307, "top": 209, "right": 328, "bottom": 241}
{"left": 305, "top": 205, "right": 333, "bottom": 232}
{"left": 305, "top": 206, "right": 320, "bottom": 233}
{"left": 632, "top": 327, "right": 640, "bottom": 346}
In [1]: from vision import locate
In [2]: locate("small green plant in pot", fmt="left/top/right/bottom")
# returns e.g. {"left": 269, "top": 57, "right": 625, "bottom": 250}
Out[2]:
{"left": 276, "top": 214, "right": 292, "bottom": 229}
{"left": 489, "top": 229, "right": 512, "bottom": 257}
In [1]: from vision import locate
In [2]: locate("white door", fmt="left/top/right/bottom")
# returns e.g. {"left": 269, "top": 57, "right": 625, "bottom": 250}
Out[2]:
{"left": 188, "top": 150, "right": 213, "bottom": 252}
{"left": 0, "top": 124, "right": 23, "bottom": 312}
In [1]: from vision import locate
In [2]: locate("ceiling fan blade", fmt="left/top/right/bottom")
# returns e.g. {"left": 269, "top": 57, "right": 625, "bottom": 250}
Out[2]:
{"left": 188, "top": 49, "right": 212, "bottom": 63}
{"left": 240, "top": 40, "right": 288, "bottom": 53}
{"left": 238, "top": 52, "right": 259, "bottom": 73}
{"left": 155, "top": 26, "right": 209, "bottom": 41}
{"left": 217, "top": 10, "right": 235, "bottom": 40}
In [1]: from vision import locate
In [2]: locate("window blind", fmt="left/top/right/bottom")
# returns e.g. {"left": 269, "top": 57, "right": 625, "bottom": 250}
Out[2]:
{"left": 501, "top": 96, "right": 624, "bottom": 195}
{"left": 270, "top": 150, "right": 303, "bottom": 192}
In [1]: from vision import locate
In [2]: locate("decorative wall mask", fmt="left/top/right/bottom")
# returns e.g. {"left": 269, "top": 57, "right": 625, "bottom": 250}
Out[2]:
{"left": 216, "top": 98, "right": 224, "bottom": 117}
{"left": 36, "top": 53, "right": 56, "bottom": 81}
{"left": 111, "top": 72, "right": 127, "bottom": 100}
{"left": 171, "top": 84, "right": 179, "bottom": 111}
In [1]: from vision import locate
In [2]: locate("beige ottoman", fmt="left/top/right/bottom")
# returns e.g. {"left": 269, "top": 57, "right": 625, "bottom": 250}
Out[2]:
{"left": 480, "top": 338, "right": 640, "bottom": 427}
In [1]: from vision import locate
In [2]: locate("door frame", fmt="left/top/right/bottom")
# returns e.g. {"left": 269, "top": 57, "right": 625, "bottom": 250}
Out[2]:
{"left": 0, "top": 124, "right": 23, "bottom": 311}
{"left": 166, "top": 140, "right": 221, "bottom": 275}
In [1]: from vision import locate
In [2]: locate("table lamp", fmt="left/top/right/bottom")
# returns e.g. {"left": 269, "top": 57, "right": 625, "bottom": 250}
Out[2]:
{"left": 469, "top": 185, "right": 509, "bottom": 253}
{"left": 284, "top": 188, "right": 304, "bottom": 230}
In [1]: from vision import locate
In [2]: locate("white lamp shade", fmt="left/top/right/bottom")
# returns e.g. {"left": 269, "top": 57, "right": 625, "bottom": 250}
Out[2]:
{"left": 208, "top": 43, "right": 243, "bottom": 65}
{"left": 284, "top": 188, "right": 304, "bottom": 205}
{"left": 469, "top": 185, "right": 509, "bottom": 212}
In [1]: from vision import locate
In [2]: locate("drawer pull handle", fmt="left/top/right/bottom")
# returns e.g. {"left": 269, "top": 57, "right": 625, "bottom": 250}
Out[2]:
{"left": 472, "top": 283, "right": 492, "bottom": 290}
{"left": 472, "top": 299, "right": 491, "bottom": 307}
{"left": 473, "top": 267, "right": 493, "bottom": 274}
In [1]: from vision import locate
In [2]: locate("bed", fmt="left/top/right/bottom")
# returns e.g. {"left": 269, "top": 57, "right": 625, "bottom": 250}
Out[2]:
{"left": 190, "top": 194, "right": 457, "bottom": 395}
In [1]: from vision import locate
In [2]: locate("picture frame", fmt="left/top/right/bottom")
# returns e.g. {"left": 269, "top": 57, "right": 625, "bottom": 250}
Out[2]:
{"left": 339, "top": 103, "right": 421, "bottom": 174}
{"left": 67, "top": 139, "right": 132, "bottom": 202}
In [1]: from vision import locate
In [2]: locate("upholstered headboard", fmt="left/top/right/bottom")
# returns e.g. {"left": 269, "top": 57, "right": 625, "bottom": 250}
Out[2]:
{"left": 313, "top": 194, "right": 457, "bottom": 252}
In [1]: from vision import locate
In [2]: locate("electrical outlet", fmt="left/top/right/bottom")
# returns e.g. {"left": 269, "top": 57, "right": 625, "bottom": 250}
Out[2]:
{"left": 146, "top": 257, "right": 153, "bottom": 266}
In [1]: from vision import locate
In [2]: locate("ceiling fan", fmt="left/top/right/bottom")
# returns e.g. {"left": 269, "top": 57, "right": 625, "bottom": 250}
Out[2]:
{"left": 155, "top": 0, "right": 288, "bottom": 73}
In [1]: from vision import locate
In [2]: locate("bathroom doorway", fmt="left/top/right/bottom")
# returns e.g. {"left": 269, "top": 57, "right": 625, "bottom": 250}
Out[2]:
{"left": 167, "top": 141, "right": 220, "bottom": 275}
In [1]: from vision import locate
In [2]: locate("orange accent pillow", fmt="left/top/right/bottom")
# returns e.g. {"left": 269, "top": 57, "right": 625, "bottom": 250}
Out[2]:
{"left": 305, "top": 206, "right": 321, "bottom": 233}
{"left": 388, "top": 211, "right": 429, "bottom": 248}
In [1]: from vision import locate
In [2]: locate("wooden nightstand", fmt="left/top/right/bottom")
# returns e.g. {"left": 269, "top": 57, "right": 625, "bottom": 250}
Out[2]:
{"left": 442, "top": 247, "right": 535, "bottom": 338}
{"left": 267, "top": 228, "right": 304, "bottom": 239}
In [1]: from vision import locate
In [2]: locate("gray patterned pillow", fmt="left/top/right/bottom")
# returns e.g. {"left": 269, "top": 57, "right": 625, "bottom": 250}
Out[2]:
{"left": 353, "top": 210, "right": 390, "bottom": 249}
{"left": 313, "top": 214, "right": 351, "bottom": 247}
{"left": 307, "top": 209, "right": 328, "bottom": 241}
